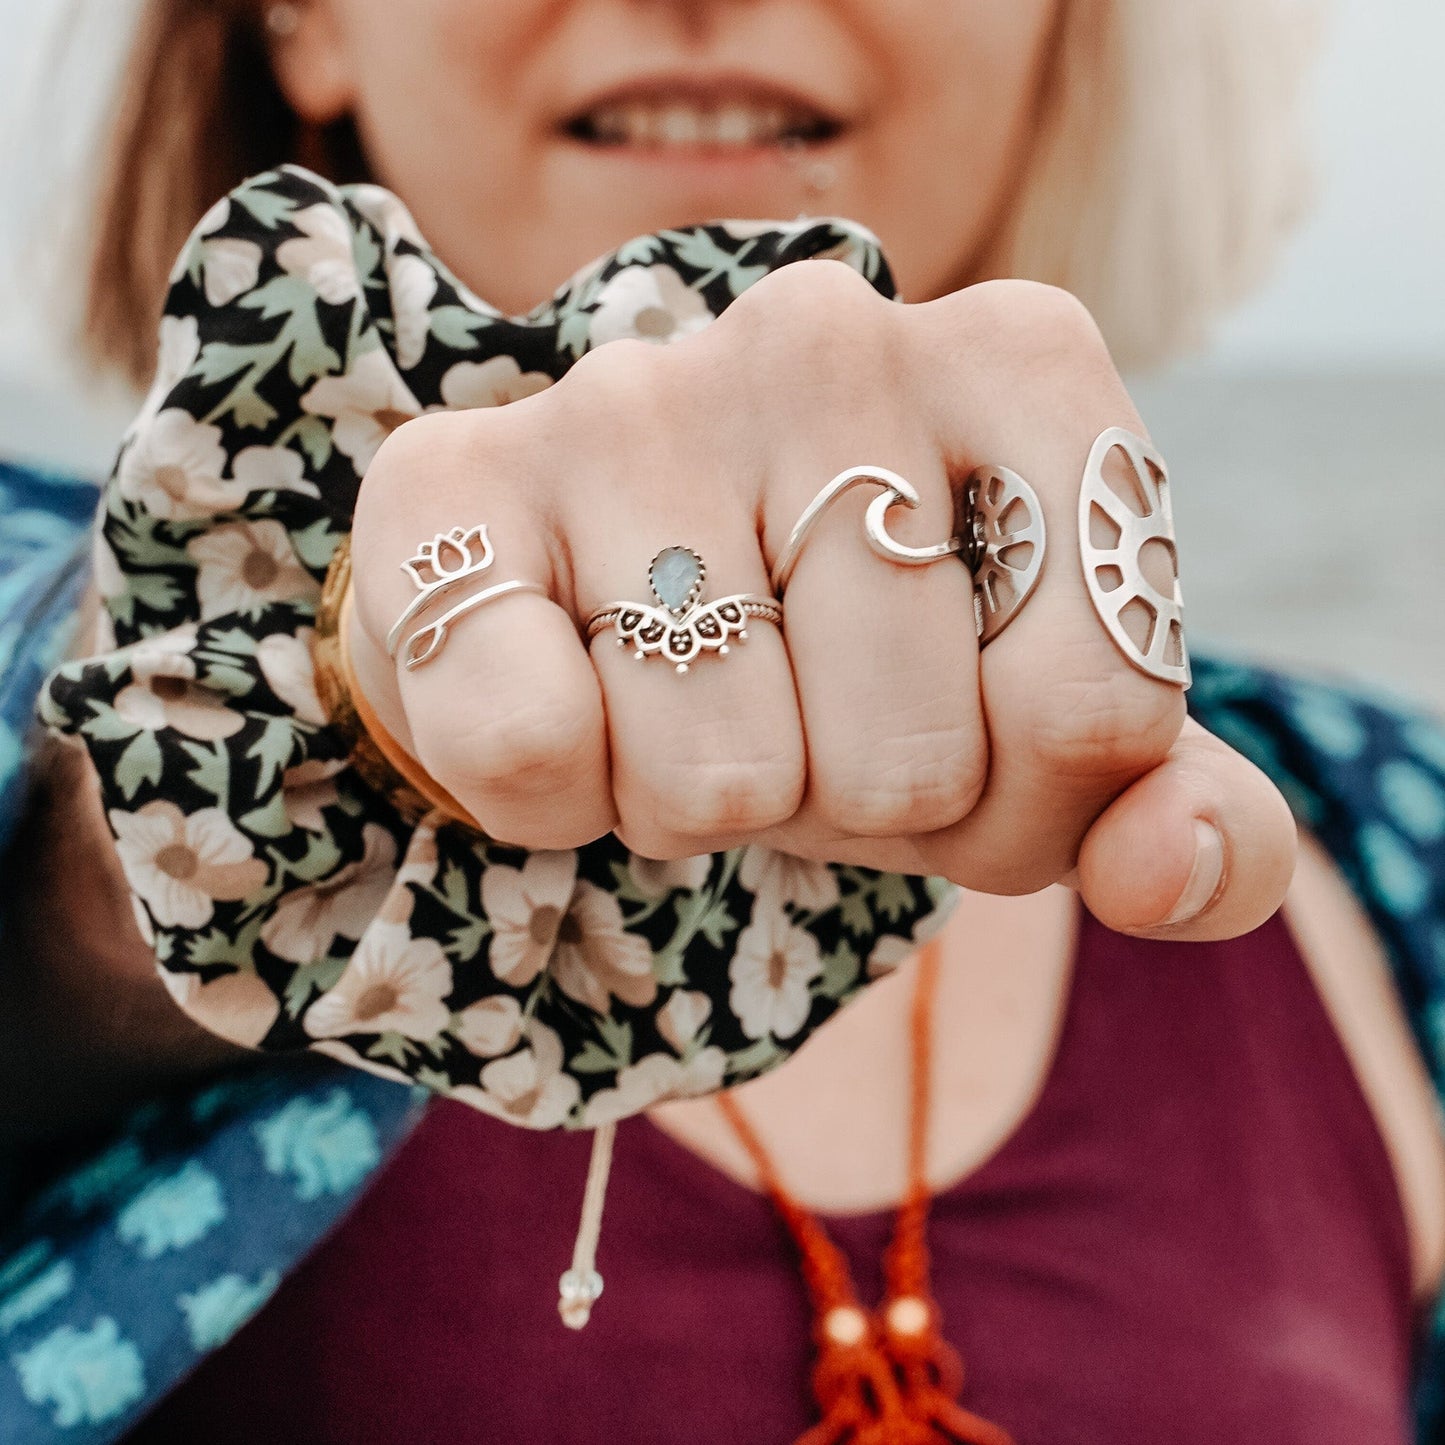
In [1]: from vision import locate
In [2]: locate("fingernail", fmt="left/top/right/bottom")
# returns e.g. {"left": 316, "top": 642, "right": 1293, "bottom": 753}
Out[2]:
{"left": 1162, "top": 819, "right": 1225, "bottom": 926}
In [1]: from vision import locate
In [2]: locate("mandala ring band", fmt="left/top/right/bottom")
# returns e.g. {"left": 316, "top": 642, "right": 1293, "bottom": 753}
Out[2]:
{"left": 387, "top": 523, "right": 547, "bottom": 670}
{"left": 1079, "top": 426, "right": 1190, "bottom": 687}
{"left": 771, "top": 464, "right": 1046, "bottom": 645}
{"left": 584, "top": 546, "right": 782, "bottom": 674}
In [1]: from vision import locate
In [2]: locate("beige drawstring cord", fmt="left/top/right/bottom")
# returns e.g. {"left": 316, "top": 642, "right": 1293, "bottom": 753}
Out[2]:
{"left": 557, "top": 1120, "right": 617, "bottom": 1329}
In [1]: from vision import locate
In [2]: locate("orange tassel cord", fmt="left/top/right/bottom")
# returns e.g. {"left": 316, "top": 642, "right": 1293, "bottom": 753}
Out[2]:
{"left": 717, "top": 938, "right": 1015, "bottom": 1445}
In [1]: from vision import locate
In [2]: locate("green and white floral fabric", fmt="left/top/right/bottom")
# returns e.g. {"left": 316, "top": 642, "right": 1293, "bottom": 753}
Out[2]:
{"left": 41, "top": 165, "right": 951, "bottom": 1130}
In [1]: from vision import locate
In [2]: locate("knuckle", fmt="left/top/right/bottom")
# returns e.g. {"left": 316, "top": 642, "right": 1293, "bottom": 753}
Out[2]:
{"left": 354, "top": 413, "right": 461, "bottom": 535}
{"left": 643, "top": 755, "right": 802, "bottom": 840}
{"left": 418, "top": 692, "right": 598, "bottom": 802}
{"left": 554, "top": 337, "right": 670, "bottom": 439}
{"left": 725, "top": 258, "right": 890, "bottom": 349}
{"left": 568, "top": 335, "right": 663, "bottom": 399}
{"left": 818, "top": 739, "right": 987, "bottom": 837}
{"left": 1024, "top": 671, "right": 1183, "bottom": 783}
{"left": 950, "top": 279, "right": 1112, "bottom": 371}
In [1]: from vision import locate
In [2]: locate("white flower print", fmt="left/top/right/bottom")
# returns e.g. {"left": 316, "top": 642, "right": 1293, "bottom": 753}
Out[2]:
{"left": 300, "top": 347, "right": 422, "bottom": 470}
{"left": 127, "top": 625, "right": 199, "bottom": 668}
{"left": 388, "top": 252, "right": 438, "bottom": 370}
{"left": 377, "top": 823, "right": 439, "bottom": 926}
{"left": 455, "top": 995, "right": 524, "bottom": 1058}
{"left": 302, "top": 921, "right": 453, "bottom": 1040}
{"left": 729, "top": 909, "right": 823, "bottom": 1041}
{"left": 548, "top": 880, "right": 657, "bottom": 1012}
{"left": 581, "top": 1047, "right": 728, "bottom": 1127}
{"left": 160, "top": 967, "right": 280, "bottom": 1049}
{"left": 481, "top": 852, "right": 655, "bottom": 1010}
{"left": 349, "top": 184, "right": 427, "bottom": 249}
{"left": 166, "top": 195, "right": 230, "bottom": 284}
{"left": 628, "top": 852, "right": 711, "bottom": 900}
{"left": 130, "top": 893, "right": 156, "bottom": 947}
{"left": 202, "top": 236, "right": 263, "bottom": 307}
{"left": 275, "top": 203, "right": 362, "bottom": 306}
{"left": 588, "top": 265, "right": 714, "bottom": 347}
{"left": 481, "top": 851, "right": 579, "bottom": 988}
{"left": 715, "top": 218, "right": 794, "bottom": 241}
{"left": 92, "top": 530, "right": 127, "bottom": 603}
{"left": 447, "top": 1022, "right": 580, "bottom": 1130}
{"left": 113, "top": 636, "right": 243, "bottom": 741}
{"left": 868, "top": 883, "right": 959, "bottom": 976}
{"left": 256, "top": 629, "right": 326, "bottom": 725}
{"left": 157, "top": 313, "right": 202, "bottom": 387}
{"left": 117, "top": 409, "right": 239, "bottom": 522}
{"left": 280, "top": 758, "right": 343, "bottom": 832}
{"left": 738, "top": 846, "right": 841, "bottom": 914}
{"left": 657, "top": 989, "right": 712, "bottom": 1052}
{"left": 261, "top": 823, "right": 397, "bottom": 963}
{"left": 109, "top": 802, "right": 268, "bottom": 930}
{"left": 127, "top": 314, "right": 204, "bottom": 446}
{"left": 866, "top": 935, "right": 913, "bottom": 978}
{"left": 187, "top": 519, "right": 318, "bottom": 620}
{"left": 231, "top": 443, "right": 320, "bottom": 500}
{"left": 437, "top": 355, "right": 552, "bottom": 410}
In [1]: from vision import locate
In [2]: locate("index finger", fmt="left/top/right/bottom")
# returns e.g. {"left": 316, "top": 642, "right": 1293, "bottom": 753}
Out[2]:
{"left": 349, "top": 410, "right": 616, "bottom": 849}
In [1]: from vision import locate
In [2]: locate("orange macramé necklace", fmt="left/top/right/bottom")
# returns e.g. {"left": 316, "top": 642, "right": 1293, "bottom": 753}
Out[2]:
{"left": 716, "top": 937, "right": 1015, "bottom": 1445}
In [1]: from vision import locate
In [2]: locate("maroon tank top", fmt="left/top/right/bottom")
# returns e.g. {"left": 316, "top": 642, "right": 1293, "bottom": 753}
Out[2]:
{"left": 125, "top": 909, "right": 1416, "bottom": 1443}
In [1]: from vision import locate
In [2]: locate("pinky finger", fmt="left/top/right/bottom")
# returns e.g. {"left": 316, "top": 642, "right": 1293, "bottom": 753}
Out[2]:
{"left": 1073, "top": 718, "right": 1298, "bottom": 942}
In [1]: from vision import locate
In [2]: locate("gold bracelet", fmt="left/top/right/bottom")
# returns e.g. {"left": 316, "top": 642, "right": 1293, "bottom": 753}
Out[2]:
{"left": 314, "top": 535, "right": 484, "bottom": 833}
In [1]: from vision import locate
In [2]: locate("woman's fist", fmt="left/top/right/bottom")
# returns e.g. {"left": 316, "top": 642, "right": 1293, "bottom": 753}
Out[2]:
{"left": 349, "top": 263, "right": 1296, "bottom": 941}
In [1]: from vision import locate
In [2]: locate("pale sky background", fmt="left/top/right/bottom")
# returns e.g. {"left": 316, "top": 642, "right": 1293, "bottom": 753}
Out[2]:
{"left": 0, "top": 0, "right": 1441, "bottom": 698}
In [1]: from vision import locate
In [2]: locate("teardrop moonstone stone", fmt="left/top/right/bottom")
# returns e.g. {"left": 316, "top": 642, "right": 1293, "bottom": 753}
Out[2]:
{"left": 651, "top": 547, "right": 703, "bottom": 610}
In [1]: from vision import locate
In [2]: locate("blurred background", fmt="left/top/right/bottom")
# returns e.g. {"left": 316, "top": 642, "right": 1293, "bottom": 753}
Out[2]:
{"left": 0, "top": 0, "right": 1441, "bottom": 705}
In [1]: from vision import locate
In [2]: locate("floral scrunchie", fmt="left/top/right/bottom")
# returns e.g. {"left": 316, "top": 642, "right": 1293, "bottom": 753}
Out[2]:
{"left": 41, "top": 165, "right": 954, "bottom": 1130}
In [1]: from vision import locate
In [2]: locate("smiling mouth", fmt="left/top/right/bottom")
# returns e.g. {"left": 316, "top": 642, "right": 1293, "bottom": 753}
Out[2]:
{"left": 562, "top": 91, "right": 844, "bottom": 153}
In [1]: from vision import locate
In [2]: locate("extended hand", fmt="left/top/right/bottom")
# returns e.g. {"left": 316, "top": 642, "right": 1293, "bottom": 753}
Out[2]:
{"left": 350, "top": 265, "right": 1296, "bottom": 940}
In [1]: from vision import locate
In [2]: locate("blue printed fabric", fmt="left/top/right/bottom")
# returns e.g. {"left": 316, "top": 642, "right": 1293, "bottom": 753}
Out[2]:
{"left": 0, "top": 462, "right": 98, "bottom": 856}
{"left": 0, "top": 459, "right": 425, "bottom": 1441}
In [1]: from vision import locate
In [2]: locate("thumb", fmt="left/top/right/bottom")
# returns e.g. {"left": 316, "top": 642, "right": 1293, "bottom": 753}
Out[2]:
{"left": 1072, "top": 717, "right": 1298, "bottom": 941}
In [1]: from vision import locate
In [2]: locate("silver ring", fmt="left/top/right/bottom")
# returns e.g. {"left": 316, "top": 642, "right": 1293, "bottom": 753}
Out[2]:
{"left": 771, "top": 464, "right": 1046, "bottom": 646}
{"left": 967, "top": 464, "right": 1047, "bottom": 645}
{"left": 769, "top": 466, "right": 960, "bottom": 596}
{"left": 388, "top": 524, "right": 546, "bottom": 670}
{"left": 584, "top": 546, "right": 782, "bottom": 675}
{"left": 1079, "top": 427, "right": 1190, "bottom": 687}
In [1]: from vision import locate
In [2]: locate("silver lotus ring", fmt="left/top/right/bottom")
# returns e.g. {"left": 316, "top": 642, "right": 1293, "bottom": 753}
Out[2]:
{"left": 584, "top": 546, "right": 782, "bottom": 675}
{"left": 388, "top": 523, "right": 546, "bottom": 670}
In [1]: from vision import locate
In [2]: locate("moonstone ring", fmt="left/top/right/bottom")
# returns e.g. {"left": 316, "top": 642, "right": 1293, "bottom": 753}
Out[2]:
{"left": 584, "top": 546, "right": 782, "bottom": 674}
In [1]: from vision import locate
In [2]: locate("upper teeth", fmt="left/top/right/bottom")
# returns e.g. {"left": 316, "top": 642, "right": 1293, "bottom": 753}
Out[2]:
{"left": 583, "top": 100, "right": 816, "bottom": 148}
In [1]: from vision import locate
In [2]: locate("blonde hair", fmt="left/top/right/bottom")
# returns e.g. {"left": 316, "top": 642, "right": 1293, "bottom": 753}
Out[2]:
{"left": 990, "top": 0, "right": 1316, "bottom": 368}
{"left": 83, "top": 0, "right": 1316, "bottom": 384}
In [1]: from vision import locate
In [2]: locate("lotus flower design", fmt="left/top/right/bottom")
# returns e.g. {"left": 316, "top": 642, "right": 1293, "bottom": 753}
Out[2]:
{"left": 402, "top": 524, "right": 494, "bottom": 591}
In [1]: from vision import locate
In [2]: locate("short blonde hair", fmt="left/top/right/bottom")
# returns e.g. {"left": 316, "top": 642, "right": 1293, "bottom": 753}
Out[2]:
{"left": 83, "top": 0, "right": 1315, "bottom": 384}
{"left": 990, "top": 0, "right": 1317, "bottom": 368}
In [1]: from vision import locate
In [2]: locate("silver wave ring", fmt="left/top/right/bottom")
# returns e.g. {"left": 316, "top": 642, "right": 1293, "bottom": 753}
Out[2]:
{"left": 771, "top": 463, "right": 1047, "bottom": 645}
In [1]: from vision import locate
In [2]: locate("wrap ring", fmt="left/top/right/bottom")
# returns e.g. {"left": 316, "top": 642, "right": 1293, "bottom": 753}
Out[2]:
{"left": 386, "top": 524, "right": 546, "bottom": 670}
{"left": 584, "top": 546, "right": 782, "bottom": 675}
{"left": 771, "top": 463, "right": 1047, "bottom": 645}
